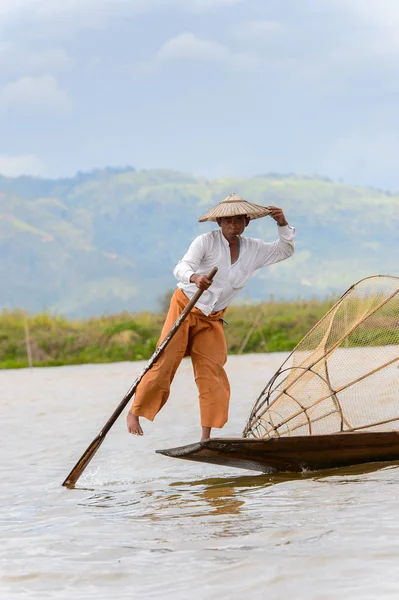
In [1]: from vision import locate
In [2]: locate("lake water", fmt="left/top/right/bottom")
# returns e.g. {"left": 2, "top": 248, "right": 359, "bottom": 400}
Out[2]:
{"left": 2, "top": 355, "right": 399, "bottom": 599}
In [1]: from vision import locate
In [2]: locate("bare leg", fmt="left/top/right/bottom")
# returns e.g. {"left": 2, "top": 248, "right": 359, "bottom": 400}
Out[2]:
{"left": 127, "top": 412, "right": 144, "bottom": 436}
{"left": 201, "top": 426, "right": 211, "bottom": 441}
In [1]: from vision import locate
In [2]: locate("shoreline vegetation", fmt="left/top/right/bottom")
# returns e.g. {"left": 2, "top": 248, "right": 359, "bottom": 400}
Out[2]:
{"left": 0, "top": 297, "right": 338, "bottom": 370}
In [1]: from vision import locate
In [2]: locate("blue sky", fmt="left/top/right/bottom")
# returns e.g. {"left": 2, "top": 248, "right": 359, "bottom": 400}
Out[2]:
{"left": 1, "top": 0, "right": 399, "bottom": 190}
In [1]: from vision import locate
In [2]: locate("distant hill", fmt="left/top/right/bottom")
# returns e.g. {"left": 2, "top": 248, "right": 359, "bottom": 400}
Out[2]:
{"left": 0, "top": 167, "right": 397, "bottom": 316}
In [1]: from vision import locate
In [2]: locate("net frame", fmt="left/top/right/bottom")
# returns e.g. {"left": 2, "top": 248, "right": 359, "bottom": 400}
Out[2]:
{"left": 243, "top": 275, "right": 399, "bottom": 439}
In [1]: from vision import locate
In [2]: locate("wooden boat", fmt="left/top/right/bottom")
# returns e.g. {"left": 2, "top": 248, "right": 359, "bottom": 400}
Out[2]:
{"left": 158, "top": 276, "right": 399, "bottom": 475}
{"left": 156, "top": 431, "right": 399, "bottom": 473}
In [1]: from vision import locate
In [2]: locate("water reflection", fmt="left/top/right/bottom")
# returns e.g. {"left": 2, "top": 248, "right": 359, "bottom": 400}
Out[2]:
{"left": 311, "top": 460, "right": 399, "bottom": 482}
{"left": 173, "top": 471, "right": 305, "bottom": 490}
{"left": 196, "top": 484, "right": 245, "bottom": 516}
{"left": 172, "top": 459, "right": 399, "bottom": 490}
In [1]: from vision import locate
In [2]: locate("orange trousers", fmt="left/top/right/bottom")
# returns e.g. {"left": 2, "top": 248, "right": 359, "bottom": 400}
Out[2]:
{"left": 130, "top": 289, "right": 230, "bottom": 428}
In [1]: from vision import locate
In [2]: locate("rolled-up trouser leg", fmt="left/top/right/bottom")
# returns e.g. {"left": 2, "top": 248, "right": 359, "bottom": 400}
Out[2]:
{"left": 130, "top": 291, "right": 189, "bottom": 421}
{"left": 190, "top": 318, "right": 230, "bottom": 428}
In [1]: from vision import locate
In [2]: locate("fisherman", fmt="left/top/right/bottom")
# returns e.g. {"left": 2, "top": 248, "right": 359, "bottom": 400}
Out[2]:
{"left": 127, "top": 193, "right": 295, "bottom": 441}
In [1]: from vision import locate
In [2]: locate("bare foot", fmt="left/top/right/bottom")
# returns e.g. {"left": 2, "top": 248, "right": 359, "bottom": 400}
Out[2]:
{"left": 127, "top": 412, "right": 144, "bottom": 435}
{"left": 201, "top": 426, "right": 211, "bottom": 442}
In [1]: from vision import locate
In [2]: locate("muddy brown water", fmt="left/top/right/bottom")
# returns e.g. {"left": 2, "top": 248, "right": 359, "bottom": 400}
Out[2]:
{"left": 2, "top": 354, "right": 399, "bottom": 599}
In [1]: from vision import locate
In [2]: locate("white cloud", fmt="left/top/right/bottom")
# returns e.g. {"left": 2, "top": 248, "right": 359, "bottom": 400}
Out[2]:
{"left": 156, "top": 32, "right": 257, "bottom": 68}
{"left": 337, "top": 0, "right": 399, "bottom": 24}
{"left": 335, "top": 0, "right": 399, "bottom": 56}
{"left": 0, "top": 44, "right": 71, "bottom": 74}
{"left": 157, "top": 33, "right": 230, "bottom": 62}
{"left": 0, "top": 0, "right": 126, "bottom": 19}
{"left": 0, "top": 76, "right": 71, "bottom": 115}
{"left": 0, "top": 0, "right": 244, "bottom": 26}
{"left": 0, "top": 0, "right": 32, "bottom": 18}
{"left": 0, "top": 154, "right": 44, "bottom": 177}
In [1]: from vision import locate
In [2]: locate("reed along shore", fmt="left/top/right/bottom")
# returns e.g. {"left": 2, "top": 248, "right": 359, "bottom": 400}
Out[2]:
{"left": 0, "top": 297, "right": 337, "bottom": 369}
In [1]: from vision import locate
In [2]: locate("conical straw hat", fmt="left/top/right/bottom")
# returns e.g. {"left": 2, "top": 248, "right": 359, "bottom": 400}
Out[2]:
{"left": 198, "top": 193, "right": 271, "bottom": 222}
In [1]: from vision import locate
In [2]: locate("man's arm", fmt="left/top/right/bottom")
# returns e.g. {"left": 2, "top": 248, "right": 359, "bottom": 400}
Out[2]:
{"left": 173, "top": 235, "right": 206, "bottom": 285}
{"left": 255, "top": 206, "right": 295, "bottom": 268}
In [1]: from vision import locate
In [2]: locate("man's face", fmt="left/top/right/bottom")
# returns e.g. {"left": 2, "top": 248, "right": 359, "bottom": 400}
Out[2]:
{"left": 217, "top": 215, "right": 250, "bottom": 241}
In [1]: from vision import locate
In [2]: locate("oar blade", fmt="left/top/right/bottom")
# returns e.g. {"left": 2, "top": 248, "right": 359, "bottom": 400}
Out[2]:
{"left": 62, "top": 434, "right": 105, "bottom": 488}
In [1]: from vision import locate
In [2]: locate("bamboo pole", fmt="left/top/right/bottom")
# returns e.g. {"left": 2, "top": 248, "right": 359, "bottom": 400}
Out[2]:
{"left": 24, "top": 313, "right": 33, "bottom": 369}
{"left": 238, "top": 305, "right": 265, "bottom": 354}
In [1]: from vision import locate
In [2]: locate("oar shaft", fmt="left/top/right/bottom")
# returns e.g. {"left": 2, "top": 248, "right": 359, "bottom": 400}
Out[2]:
{"left": 62, "top": 267, "right": 218, "bottom": 487}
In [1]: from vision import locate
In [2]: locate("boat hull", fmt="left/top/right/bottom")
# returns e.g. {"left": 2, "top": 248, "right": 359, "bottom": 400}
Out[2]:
{"left": 156, "top": 431, "right": 399, "bottom": 473}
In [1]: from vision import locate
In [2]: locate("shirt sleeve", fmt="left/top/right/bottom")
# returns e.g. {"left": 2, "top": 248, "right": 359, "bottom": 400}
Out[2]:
{"left": 173, "top": 235, "right": 207, "bottom": 284}
{"left": 254, "top": 225, "right": 296, "bottom": 269}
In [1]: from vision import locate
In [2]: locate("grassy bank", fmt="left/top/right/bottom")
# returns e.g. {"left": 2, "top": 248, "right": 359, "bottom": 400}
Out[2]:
{"left": 0, "top": 298, "right": 336, "bottom": 369}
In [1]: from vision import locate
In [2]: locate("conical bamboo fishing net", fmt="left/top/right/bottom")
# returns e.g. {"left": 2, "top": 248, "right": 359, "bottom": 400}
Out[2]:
{"left": 243, "top": 275, "right": 399, "bottom": 439}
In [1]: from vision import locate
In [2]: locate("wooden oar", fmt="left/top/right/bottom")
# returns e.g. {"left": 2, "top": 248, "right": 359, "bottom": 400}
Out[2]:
{"left": 62, "top": 267, "right": 218, "bottom": 488}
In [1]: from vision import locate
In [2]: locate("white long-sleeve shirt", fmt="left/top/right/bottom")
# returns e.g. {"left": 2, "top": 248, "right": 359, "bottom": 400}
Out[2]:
{"left": 173, "top": 224, "right": 295, "bottom": 315}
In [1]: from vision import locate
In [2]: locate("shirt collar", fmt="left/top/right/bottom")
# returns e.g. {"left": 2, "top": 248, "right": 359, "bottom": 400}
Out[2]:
{"left": 218, "top": 229, "right": 243, "bottom": 248}
{"left": 217, "top": 229, "right": 229, "bottom": 247}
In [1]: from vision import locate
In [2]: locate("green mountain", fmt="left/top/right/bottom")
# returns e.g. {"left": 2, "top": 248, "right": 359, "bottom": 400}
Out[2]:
{"left": 0, "top": 167, "right": 397, "bottom": 316}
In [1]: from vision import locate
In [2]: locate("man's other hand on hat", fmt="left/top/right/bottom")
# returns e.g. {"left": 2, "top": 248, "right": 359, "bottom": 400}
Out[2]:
{"left": 267, "top": 206, "right": 288, "bottom": 226}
